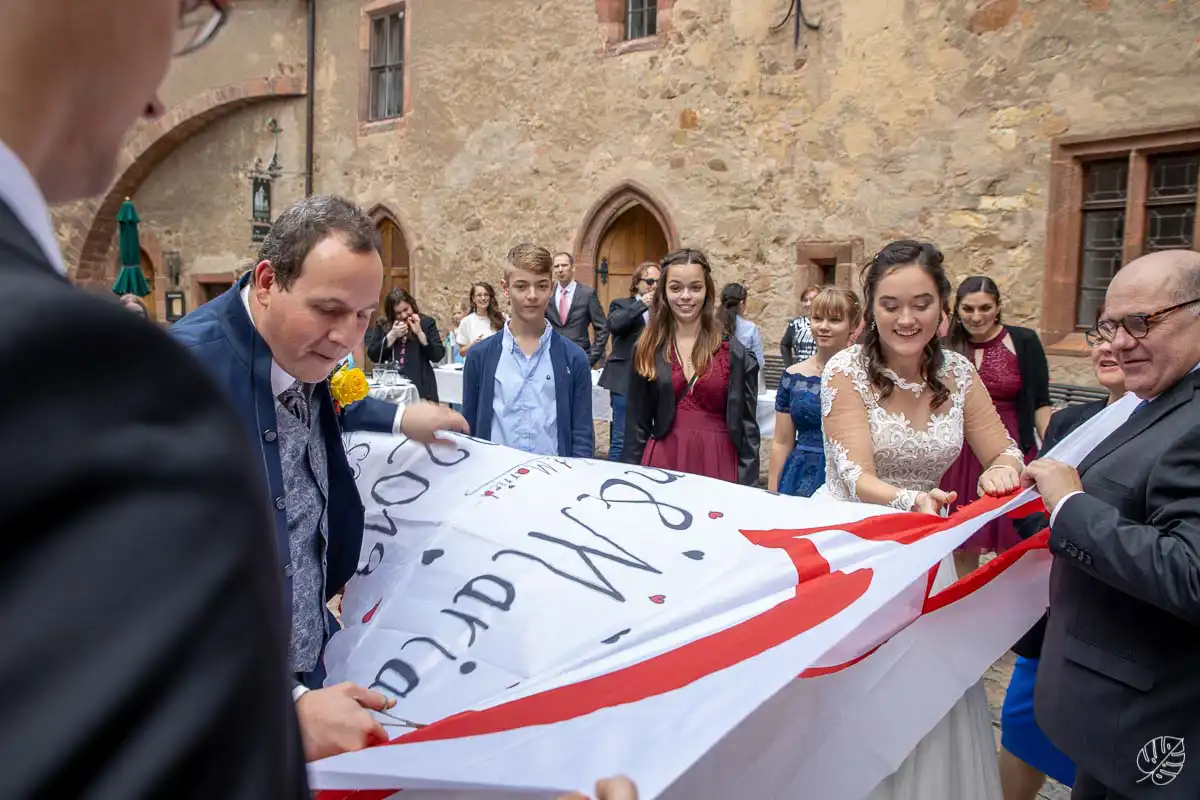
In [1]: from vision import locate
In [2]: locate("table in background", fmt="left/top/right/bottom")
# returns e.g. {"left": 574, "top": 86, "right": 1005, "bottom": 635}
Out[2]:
{"left": 367, "top": 380, "right": 419, "bottom": 406}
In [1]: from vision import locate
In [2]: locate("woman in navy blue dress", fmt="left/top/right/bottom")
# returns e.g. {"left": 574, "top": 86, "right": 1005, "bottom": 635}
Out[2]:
{"left": 768, "top": 287, "right": 861, "bottom": 496}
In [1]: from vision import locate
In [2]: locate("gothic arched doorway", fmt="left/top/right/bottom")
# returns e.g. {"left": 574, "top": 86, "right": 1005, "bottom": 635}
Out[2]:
{"left": 575, "top": 182, "right": 677, "bottom": 311}
{"left": 371, "top": 208, "right": 411, "bottom": 317}
{"left": 595, "top": 205, "right": 669, "bottom": 310}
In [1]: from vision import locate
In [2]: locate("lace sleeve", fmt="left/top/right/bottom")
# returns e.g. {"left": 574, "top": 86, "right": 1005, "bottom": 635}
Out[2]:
{"left": 961, "top": 360, "right": 1025, "bottom": 467}
{"left": 821, "top": 356, "right": 917, "bottom": 511}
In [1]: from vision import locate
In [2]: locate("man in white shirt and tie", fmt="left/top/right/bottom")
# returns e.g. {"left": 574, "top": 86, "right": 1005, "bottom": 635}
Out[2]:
{"left": 548, "top": 251, "right": 609, "bottom": 367}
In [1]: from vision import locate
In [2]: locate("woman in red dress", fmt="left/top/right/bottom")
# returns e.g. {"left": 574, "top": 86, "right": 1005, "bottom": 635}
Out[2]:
{"left": 941, "top": 276, "right": 1053, "bottom": 575}
{"left": 622, "top": 249, "right": 761, "bottom": 485}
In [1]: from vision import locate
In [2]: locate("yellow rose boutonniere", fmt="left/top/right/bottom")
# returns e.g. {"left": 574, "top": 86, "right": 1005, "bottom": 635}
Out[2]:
{"left": 329, "top": 365, "right": 369, "bottom": 414}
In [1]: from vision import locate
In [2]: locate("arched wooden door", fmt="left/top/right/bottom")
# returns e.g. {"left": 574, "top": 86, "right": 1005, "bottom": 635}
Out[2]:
{"left": 595, "top": 204, "right": 669, "bottom": 311}
{"left": 376, "top": 217, "right": 411, "bottom": 316}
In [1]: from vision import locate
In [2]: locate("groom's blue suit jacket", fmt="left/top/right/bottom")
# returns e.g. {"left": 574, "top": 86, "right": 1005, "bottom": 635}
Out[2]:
{"left": 170, "top": 275, "right": 395, "bottom": 683}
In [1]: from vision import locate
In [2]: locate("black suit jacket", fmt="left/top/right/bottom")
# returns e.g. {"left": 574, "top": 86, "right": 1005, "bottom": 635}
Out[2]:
{"left": 0, "top": 202, "right": 306, "bottom": 797}
{"left": 1010, "top": 398, "right": 1107, "bottom": 658}
{"left": 1036, "top": 374, "right": 1200, "bottom": 797}
{"left": 364, "top": 314, "right": 446, "bottom": 401}
{"left": 622, "top": 336, "right": 761, "bottom": 486}
{"left": 597, "top": 295, "right": 648, "bottom": 396}
{"left": 546, "top": 282, "right": 608, "bottom": 366}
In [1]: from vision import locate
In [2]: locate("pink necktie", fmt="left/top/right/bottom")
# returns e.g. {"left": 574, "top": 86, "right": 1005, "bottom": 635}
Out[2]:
{"left": 558, "top": 287, "right": 569, "bottom": 323}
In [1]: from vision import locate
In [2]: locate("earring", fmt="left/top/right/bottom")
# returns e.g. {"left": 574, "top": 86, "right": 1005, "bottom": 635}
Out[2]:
{"left": 870, "top": 319, "right": 877, "bottom": 331}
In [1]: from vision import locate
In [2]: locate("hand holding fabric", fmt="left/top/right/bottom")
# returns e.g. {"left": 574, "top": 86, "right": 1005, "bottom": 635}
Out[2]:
{"left": 296, "top": 682, "right": 393, "bottom": 762}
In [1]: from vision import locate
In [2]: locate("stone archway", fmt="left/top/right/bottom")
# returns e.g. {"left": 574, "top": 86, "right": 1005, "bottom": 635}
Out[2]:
{"left": 574, "top": 181, "right": 678, "bottom": 310}
{"left": 61, "top": 75, "right": 306, "bottom": 287}
{"left": 367, "top": 204, "right": 414, "bottom": 311}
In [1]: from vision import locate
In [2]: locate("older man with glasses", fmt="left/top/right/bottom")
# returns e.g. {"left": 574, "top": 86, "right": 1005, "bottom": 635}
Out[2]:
{"left": 1023, "top": 249, "right": 1200, "bottom": 800}
{"left": 0, "top": 1, "right": 309, "bottom": 797}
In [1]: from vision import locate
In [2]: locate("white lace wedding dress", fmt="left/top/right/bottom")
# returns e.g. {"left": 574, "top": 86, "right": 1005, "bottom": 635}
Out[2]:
{"left": 820, "top": 344, "right": 1022, "bottom": 800}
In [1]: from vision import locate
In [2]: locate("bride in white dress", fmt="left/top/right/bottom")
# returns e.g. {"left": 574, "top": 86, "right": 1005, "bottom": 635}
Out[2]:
{"left": 820, "top": 241, "right": 1025, "bottom": 799}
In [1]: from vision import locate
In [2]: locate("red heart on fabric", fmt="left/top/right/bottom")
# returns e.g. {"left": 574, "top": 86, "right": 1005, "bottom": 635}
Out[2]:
{"left": 518, "top": 468, "right": 530, "bottom": 475}
{"left": 362, "top": 600, "right": 382, "bottom": 624}
{"left": 649, "top": 595, "right": 666, "bottom": 604}
{"left": 708, "top": 511, "right": 724, "bottom": 519}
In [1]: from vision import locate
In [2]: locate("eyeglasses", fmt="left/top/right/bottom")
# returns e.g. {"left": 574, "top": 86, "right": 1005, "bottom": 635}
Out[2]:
{"left": 175, "top": 0, "right": 229, "bottom": 56}
{"left": 1084, "top": 327, "right": 1103, "bottom": 347}
{"left": 1093, "top": 296, "right": 1200, "bottom": 343}
{"left": 643, "top": 278, "right": 658, "bottom": 286}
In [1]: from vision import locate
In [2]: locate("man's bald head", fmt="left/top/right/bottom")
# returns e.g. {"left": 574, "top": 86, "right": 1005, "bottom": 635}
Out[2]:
{"left": 1111, "top": 249, "right": 1200, "bottom": 306}
{"left": 0, "top": 0, "right": 183, "bottom": 203}
{"left": 1104, "top": 250, "right": 1200, "bottom": 398}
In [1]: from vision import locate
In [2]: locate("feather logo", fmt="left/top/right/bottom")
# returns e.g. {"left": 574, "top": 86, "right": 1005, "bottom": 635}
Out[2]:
{"left": 1136, "top": 736, "right": 1185, "bottom": 786}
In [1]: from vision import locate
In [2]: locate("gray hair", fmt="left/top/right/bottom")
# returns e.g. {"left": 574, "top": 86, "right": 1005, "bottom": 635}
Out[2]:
{"left": 257, "top": 195, "right": 380, "bottom": 289}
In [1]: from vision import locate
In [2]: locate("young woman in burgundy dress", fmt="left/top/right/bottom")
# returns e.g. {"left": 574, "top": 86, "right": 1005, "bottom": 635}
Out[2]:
{"left": 622, "top": 249, "right": 760, "bottom": 485}
{"left": 940, "top": 276, "right": 1053, "bottom": 575}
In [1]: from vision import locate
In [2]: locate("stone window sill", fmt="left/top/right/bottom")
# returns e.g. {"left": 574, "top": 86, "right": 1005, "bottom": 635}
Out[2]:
{"left": 1044, "top": 332, "right": 1090, "bottom": 358}
{"left": 605, "top": 35, "right": 661, "bottom": 57}
{"left": 359, "top": 116, "right": 408, "bottom": 138}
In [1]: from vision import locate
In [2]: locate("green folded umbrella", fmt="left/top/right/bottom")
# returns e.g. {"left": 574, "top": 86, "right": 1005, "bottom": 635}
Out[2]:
{"left": 112, "top": 198, "right": 150, "bottom": 297}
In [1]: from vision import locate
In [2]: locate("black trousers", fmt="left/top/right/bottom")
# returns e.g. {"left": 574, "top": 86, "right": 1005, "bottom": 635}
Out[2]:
{"left": 1072, "top": 772, "right": 1132, "bottom": 800}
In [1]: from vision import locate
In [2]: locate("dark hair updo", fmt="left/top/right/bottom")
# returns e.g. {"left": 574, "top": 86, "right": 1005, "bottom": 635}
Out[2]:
{"left": 858, "top": 240, "right": 953, "bottom": 409}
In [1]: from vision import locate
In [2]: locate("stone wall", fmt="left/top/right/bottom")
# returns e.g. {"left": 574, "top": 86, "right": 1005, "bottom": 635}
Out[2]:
{"left": 55, "top": 0, "right": 1200, "bottom": 383}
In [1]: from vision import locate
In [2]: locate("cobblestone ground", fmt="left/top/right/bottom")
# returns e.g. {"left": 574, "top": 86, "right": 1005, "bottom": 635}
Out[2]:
{"left": 985, "top": 652, "right": 1071, "bottom": 800}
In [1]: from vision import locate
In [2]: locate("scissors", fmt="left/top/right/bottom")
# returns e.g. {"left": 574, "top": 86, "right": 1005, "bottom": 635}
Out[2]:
{"left": 374, "top": 708, "right": 426, "bottom": 729}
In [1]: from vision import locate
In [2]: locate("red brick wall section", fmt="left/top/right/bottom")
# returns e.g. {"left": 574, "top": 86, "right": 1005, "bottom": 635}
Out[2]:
{"left": 64, "top": 75, "right": 306, "bottom": 287}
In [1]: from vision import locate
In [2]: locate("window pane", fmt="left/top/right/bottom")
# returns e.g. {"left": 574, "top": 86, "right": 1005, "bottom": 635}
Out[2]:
{"left": 1145, "top": 205, "right": 1196, "bottom": 252}
{"left": 371, "top": 17, "right": 386, "bottom": 67}
{"left": 1149, "top": 153, "right": 1199, "bottom": 200}
{"left": 1077, "top": 208, "right": 1125, "bottom": 328}
{"left": 372, "top": 69, "right": 388, "bottom": 120}
{"left": 388, "top": 12, "right": 403, "bottom": 65}
{"left": 388, "top": 67, "right": 404, "bottom": 117}
{"left": 1076, "top": 287, "right": 1109, "bottom": 329}
{"left": 646, "top": 2, "right": 658, "bottom": 36}
{"left": 1084, "top": 159, "right": 1129, "bottom": 204}
{"left": 1083, "top": 209, "right": 1125, "bottom": 249}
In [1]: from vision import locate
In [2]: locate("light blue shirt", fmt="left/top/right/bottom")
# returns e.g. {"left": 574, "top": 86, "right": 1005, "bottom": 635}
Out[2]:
{"left": 491, "top": 322, "right": 559, "bottom": 456}
{"left": 734, "top": 315, "right": 765, "bottom": 370}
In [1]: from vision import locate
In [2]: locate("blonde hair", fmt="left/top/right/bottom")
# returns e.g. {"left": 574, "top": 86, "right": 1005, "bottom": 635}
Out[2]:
{"left": 505, "top": 243, "right": 553, "bottom": 277}
{"left": 810, "top": 286, "right": 862, "bottom": 328}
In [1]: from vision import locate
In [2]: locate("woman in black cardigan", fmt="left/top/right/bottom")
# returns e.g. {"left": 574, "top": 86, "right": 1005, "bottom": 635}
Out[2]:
{"left": 941, "top": 276, "right": 1053, "bottom": 573}
{"left": 622, "top": 249, "right": 760, "bottom": 486}
{"left": 598, "top": 260, "right": 661, "bottom": 462}
{"left": 365, "top": 288, "right": 445, "bottom": 402}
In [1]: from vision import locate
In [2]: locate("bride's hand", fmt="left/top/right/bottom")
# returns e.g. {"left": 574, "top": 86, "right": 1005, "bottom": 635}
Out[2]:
{"left": 914, "top": 489, "right": 956, "bottom": 516}
{"left": 978, "top": 464, "right": 1021, "bottom": 497}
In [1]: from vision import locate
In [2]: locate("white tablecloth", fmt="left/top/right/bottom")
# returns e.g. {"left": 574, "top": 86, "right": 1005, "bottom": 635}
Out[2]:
{"left": 367, "top": 380, "right": 419, "bottom": 406}
{"left": 435, "top": 364, "right": 777, "bottom": 436}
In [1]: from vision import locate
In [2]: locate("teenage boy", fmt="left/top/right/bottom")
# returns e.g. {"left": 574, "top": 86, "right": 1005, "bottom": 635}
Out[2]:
{"left": 463, "top": 244, "right": 594, "bottom": 457}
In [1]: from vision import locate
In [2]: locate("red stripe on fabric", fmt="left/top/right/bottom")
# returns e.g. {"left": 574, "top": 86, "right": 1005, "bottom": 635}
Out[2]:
{"left": 368, "top": 541, "right": 871, "bottom": 747}
{"left": 800, "top": 643, "right": 882, "bottom": 678}
{"left": 740, "top": 490, "right": 1012, "bottom": 548}
{"left": 921, "top": 529, "right": 1050, "bottom": 613}
{"left": 798, "top": 529, "right": 1051, "bottom": 680}
{"left": 318, "top": 493, "right": 1038, "bottom": 797}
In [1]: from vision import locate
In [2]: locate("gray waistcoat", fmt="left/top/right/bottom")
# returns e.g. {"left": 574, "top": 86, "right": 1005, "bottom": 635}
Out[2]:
{"left": 275, "top": 387, "right": 329, "bottom": 674}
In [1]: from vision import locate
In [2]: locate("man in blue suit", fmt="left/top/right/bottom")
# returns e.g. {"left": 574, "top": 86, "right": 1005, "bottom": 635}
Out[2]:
{"left": 171, "top": 194, "right": 467, "bottom": 762}
{"left": 463, "top": 244, "right": 594, "bottom": 457}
